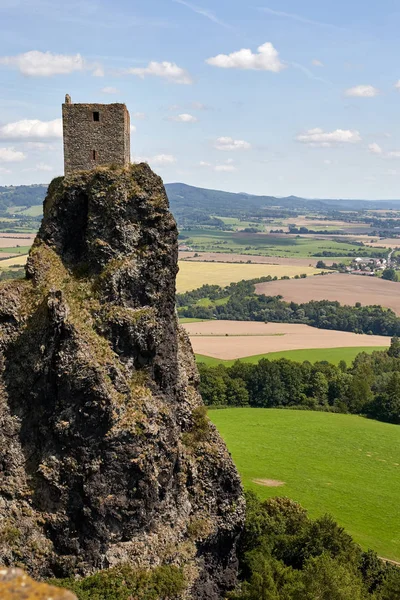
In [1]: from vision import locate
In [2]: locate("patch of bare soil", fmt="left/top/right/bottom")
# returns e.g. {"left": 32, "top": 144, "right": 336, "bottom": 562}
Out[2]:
{"left": 252, "top": 479, "right": 285, "bottom": 487}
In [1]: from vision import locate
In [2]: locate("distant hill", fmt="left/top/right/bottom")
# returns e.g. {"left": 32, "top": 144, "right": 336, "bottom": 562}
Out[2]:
{"left": 0, "top": 185, "right": 48, "bottom": 211}
{"left": 4, "top": 181, "right": 400, "bottom": 225}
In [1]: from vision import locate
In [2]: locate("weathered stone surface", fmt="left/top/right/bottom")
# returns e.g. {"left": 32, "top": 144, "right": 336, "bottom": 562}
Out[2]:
{"left": 0, "top": 568, "right": 76, "bottom": 599}
{"left": 62, "top": 98, "right": 130, "bottom": 175}
{"left": 0, "top": 164, "right": 245, "bottom": 598}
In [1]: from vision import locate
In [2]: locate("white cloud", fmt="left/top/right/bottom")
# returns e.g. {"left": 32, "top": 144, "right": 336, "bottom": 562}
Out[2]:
{"left": 0, "top": 147, "right": 26, "bottom": 162}
{"left": 395, "top": 80, "right": 400, "bottom": 90}
{"left": 0, "top": 119, "right": 62, "bottom": 141}
{"left": 368, "top": 142, "right": 383, "bottom": 155}
{"left": 0, "top": 167, "right": 11, "bottom": 174}
{"left": 101, "top": 86, "right": 119, "bottom": 94}
{"left": 200, "top": 160, "right": 236, "bottom": 172}
{"left": 130, "top": 125, "right": 137, "bottom": 133}
{"left": 345, "top": 85, "right": 380, "bottom": 97}
{"left": 36, "top": 162, "right": 52, "bottom": 171}
{"left": 135, "top": 154, "right": 177, "bottom": 166}
{"left": 296, "top": 128, "right": 362, "bottom": 147}
{"left": 168, "top": 113, "right": 198, "bottom": 123}
{"left": 312, "top": 59, "right": 324, "bottom": 67}
{"left": 387, "top": 151, "right": 400, "bottom": 158}
{"left": 126, "top": 61, "right": 192, "bottom": 84}
{"left": 132, "top": 112, "right": 146, "bottom": 120}
{"left": 214, "top": 136, "right": 251, "bottom": 151}
{"left": 215, "top": 164, "right": 236, "bottom": 172}
{"left": 387, "top": 169, "right": 398, "bottom": 175}
{"left": 0, "top": 50, "right": 102, "bottom": 77}
{"left": 191, "top": 102, "right": 208, "bottom": 110}
{"left": 173, "top": 0, "right": 234, "bottom": 30}
{"left": 323, "top": 159, "right": 332, "bottom": 165}
{"left": 206, "top": 42, "right": 285, "bottom": 73}
{"left": 259, "top": 7, "right": 344, "bottom": 30}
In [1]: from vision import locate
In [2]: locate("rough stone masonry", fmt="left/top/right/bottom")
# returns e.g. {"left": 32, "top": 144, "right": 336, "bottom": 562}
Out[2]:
{"left": 62, "top": 94, "right": 131, "bottom": 175}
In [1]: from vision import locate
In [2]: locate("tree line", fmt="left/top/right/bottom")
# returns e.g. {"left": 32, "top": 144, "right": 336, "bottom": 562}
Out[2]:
{"left": 230, "top": 492, "right": 400, "bottom": 599}
{"left": 198, "top": 340, "right": 400, "bottom": 425}
{"left": 178, "top": 279, "right": 400, "bottom": 337}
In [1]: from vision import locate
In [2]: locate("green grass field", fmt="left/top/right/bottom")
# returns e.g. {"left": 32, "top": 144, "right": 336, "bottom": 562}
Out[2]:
{"left": 195, "top": 346, "right": 388, "bottom": 366}
{"left": 0, "top": 246, "right": 31, "bottom": 255}
{"left": 210, "top": 409, "right": 400, "bottom": 561}
{"left": 179, "top": 228, "right": 386, "bottom": 260}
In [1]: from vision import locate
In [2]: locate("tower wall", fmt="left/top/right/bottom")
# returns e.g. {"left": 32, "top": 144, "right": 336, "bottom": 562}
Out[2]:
{"left": 62, "top": 101, "right": 130, "bottom": 175}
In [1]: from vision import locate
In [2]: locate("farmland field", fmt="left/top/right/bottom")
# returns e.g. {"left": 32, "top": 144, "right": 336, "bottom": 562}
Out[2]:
{"left": 195, "top": 346, "right": 387, "bottom": 366}
{"left": 0, "top": 234, "right": 35, "bottom": 248}
{"left": 210, "top": 408, "right": 400, "bottom": 561}
{"left": 256, "top": 273, "right": 400, "bottom": 315}
{"left": 0, "top": 255, "right": 28, "bottom": 269}
{"left": 184, "top": 321, "right": 390, "bottom": 359}
{"left": 179, "top": 228, "right": 387, "bottom": 259}
{"left": 179, "top": 251, "right": 329, "bottom": 267}
{"left": 176, "top": 261, "right": 322, "bottom": 292}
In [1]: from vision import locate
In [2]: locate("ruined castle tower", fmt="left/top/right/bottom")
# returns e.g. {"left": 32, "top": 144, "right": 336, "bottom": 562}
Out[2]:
{"left": 62, "top": 94, "right": 130, "bottom": 175}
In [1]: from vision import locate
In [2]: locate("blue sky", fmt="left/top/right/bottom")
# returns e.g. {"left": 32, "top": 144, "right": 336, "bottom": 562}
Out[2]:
{"left": 1, "top": 0, "right": 400, "bottom": 198}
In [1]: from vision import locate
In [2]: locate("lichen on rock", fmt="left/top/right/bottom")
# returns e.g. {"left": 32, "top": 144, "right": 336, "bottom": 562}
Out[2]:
{"left": 0, "top": 164, "right": 245, "bottom": 598}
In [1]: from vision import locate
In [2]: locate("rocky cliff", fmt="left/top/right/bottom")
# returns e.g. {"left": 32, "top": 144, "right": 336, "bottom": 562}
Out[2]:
{"left": 0, "top": 164, "right": 245, "bottom": 598}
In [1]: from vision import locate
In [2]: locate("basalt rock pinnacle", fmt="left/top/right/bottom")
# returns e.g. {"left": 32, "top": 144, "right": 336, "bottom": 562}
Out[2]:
{"left": 0, "top": 164, "right": 245, "bottom": 598}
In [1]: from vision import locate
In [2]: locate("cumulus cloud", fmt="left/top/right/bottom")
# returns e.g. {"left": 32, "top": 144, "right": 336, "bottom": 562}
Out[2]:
{"left": 214, "top": 136, "right": 251, "bottom": 151}
{"left": 387, "top": 151, "right": 400, "bottom": 158}
{"left": 126, "top": 61, "right": 192, "bottom": 84}
{"left": 312, "top": 59, "right": 324, "bottom": 67}
{"left": 0, "top": 119, "right": 62, "bottom": 141}
{"left": 0, "top": 50, "right": 102, "bottom": 77}
{"left": 134, "top": 154, "right": 177, "bottom": 166}
{"left": 206, "top": 42, "right": 285, "bottom": 73}
{"left": 368, "top": 142, "right": 383, "bottom": 155}
{"left": 345, "top": 85, "right": 380, "bottom": 97}
{"left": 395, "top": 81, "right": 400, "bottom": 90}
{"left": 0, "top": 147, "right": 26, "bottom": 162}
{"left": 132, "top": 112, "right": 146, "bottom": 120}
{"left": 101, "top": 86, "right": 119, "bottom": 94}
{"left": 168, "top": 113, "right": 198, "bottom": 123}
{"left": 296, "top": 128, "right": 362, "bottom": 147}
{"left": 130, "top": 125, "right": 137, "bottom": 133}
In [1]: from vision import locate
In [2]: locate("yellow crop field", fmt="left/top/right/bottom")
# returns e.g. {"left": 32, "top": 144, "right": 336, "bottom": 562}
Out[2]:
{"left": 176, "top": 261, "right": 322, "bottom": 293}
{"left": 0, "top": 255, "right": 28, "bottom": 269}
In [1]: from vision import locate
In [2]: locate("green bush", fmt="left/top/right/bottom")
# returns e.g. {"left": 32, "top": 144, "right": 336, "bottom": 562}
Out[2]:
{"left": 52, "top": 564, "right": 186, "bottom": 600}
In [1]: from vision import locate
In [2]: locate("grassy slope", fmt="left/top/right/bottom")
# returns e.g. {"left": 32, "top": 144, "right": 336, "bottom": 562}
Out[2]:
{"left": 210, "top": 408, "right": 400, "bottom": 561}
{"left": 195, "top": 346, "right": 388, "bottom": 366}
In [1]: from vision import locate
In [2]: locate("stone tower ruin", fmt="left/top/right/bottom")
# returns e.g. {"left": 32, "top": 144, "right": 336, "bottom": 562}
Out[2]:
{"left": 62, "top": 94, "right": 130, "bottom": 175}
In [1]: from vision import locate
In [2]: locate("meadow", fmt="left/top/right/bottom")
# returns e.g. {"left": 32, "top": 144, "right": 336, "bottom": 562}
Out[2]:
{"left": 210, "top": 408, "right": 400, "bottom": 561}
{"left": 195, "top": 346, "right": 387, "bottom": 366}
{"left": 176, "top": 260, "right": 322, "bottom": 292}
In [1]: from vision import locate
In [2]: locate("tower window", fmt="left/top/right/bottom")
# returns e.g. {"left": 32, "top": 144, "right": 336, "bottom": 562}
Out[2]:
{"left": 93, "top": 111, "right": 100, "bottom": 122}
{"left": 92, "top": 150, "right": 97, "bottom": 160}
